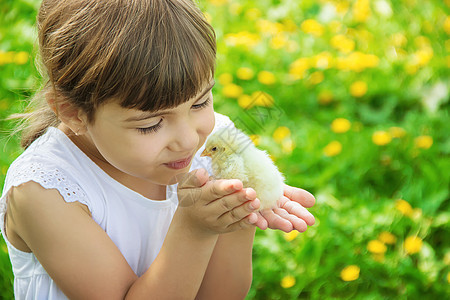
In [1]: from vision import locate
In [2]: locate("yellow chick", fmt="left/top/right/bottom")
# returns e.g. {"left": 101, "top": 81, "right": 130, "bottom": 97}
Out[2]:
{"left": 201, "top": 126, "right": 285, "bottom": 210}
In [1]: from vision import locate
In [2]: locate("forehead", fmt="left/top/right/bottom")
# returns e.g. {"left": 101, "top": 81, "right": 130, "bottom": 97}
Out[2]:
{"left": 96, "top": 80, "right": 215, "bottom": 121}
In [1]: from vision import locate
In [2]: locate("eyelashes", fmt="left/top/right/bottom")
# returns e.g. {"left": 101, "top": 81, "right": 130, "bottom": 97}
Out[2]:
{"left": 137, "top": 118, "right": 163, "bottom": 134}
{"left": 136, "top": 97, "right": 211, "bottom": 134}
{"left": 191, "top": 97, "right": 211, "bottom": 110}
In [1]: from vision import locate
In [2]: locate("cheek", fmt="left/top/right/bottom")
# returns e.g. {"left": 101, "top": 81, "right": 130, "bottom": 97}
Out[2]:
{"left": 89, "top": 125, "right": 163, "bottom": 173}
{"left": 197, "top": 107, "right": 215, "bottom": 137}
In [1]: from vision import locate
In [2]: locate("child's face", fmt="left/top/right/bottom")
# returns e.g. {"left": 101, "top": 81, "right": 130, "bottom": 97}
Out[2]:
{"left": 80, "top": 81, "right": 216, "bottom": 186}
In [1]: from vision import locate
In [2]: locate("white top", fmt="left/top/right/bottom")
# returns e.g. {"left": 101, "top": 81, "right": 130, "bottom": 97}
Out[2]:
{"left": 0, "top": 112, "right": 233, "bottom": 300}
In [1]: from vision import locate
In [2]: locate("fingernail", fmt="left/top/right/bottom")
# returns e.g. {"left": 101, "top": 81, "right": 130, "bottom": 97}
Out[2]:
{"left": 248, "top": 202, "right": 255, "bottom": 210}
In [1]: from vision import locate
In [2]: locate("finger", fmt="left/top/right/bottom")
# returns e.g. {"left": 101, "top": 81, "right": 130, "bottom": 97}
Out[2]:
{"left": 283, "top": 184, "right": 315, "bottom": 208}
{"left": 279, "top": 196, "right": 315, "bottom": 226}
{"left": 254, "top": 211, "right": 269, "bottom": 230}
{"left": 207, "top": 188, "right": 255, "bottom": 214}
{"left": 260, "top": 208, "right": 293, "bottom": 232}
{"left": 225, "top": 214, "right": 257, "bottom": 232}
{"left": 216, "top": 197, "right": 260, "bottom": 225}
{"left": 273, "top": 208, "right": 307, "bottom": 232}
{"left": 205, "top": 179, "right": 243, "bottom": 201}
{"left": 177, "top": 169, "right": 209, "bottom": 189}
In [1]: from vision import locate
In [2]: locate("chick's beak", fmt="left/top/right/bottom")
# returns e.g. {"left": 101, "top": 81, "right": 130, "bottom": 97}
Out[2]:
{"left": 201, "top": 149, "right": 211, "bottom": 157}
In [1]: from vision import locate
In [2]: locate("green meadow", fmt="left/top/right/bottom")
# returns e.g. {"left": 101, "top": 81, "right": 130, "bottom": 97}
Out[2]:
{"left": 1, "top": 0, "right": 449, "bottom": 299}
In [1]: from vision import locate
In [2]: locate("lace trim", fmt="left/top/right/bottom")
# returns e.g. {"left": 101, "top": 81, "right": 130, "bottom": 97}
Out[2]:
{"left": 4, "top": 161, "right": 90, "bottom": 211}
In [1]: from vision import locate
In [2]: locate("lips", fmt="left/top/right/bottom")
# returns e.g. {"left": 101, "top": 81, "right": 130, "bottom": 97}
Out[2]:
{"left": 164, "top": 156, "right": 193, "bottom": 170}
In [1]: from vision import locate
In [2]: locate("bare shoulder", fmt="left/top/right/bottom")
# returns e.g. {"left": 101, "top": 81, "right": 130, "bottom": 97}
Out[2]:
{"left": 5, "top": 180, "right": 91, "bottom": 252}
{"left": 5, "top": 180, "right": 137, "bottom": 298}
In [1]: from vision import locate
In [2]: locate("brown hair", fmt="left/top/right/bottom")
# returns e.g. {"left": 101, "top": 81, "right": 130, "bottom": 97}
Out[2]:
{"left": 13, "top": 0, "right": 216, "bottom": 148}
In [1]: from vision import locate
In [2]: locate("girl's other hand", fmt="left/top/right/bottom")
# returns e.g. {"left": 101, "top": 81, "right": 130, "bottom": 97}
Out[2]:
{"left": 253, "top": 184, "right": 316, "bottom": 233}
{"left": 175, "top": 169, "right": 259, "bottom": 236}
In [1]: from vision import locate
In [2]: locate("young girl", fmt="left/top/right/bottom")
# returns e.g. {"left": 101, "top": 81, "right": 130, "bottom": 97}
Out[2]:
{"left": 0, "top": 0, "right": 315, "bottom": 299}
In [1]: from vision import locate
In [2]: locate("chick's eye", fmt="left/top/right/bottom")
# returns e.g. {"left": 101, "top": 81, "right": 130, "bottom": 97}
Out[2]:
{"left": 211, "top": 146, "right": 217, "bottom": 151}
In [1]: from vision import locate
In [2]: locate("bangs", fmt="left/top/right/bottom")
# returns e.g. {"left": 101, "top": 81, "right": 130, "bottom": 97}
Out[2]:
{"left": 90, "top": 0, "right": 216, "bottom": 113}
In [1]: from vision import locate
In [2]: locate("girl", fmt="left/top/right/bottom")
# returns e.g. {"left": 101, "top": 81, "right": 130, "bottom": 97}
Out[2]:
{"left": 0, "top": 0, "right": 315, "bottom": 299}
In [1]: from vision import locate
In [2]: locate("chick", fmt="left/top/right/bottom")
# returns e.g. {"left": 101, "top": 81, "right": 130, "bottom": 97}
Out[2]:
{"left": 201, "top": 126, "right": 285, "bottom": 210}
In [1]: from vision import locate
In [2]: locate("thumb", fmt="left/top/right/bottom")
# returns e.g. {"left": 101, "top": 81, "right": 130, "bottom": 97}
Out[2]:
{"left": 176, "top": 168, "right": 209, "bottom": 189}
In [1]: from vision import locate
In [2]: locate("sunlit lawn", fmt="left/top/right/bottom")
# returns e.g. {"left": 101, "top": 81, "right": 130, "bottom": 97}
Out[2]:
{"left": 1, "top": 0, "right": 449, "bottom": 299}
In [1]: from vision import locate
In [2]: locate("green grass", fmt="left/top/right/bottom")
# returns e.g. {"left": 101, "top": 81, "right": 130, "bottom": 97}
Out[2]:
{"left": 1, "top": 0, "right": 449, "bottom": 299}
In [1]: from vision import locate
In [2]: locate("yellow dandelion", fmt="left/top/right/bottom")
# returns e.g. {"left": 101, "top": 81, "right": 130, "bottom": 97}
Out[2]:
{"left": 218, "top": 73, "right": 233, "bottom": 85}
{"left": 270, "top": 33, "right": 289, "bottom": 49}
{"left": 391, "top": 33, "right": 408, "bottom": 47}
{"left": 331, "top": 118, "right": 351, "bottom": 133}
{"left": 282, "top": 138, "right": 295, "bottom": 154}
{"left": 236, "top": 67, "right": 254, "bottom": 80}
{"left": 237, "top": 94, "right": 253, "bottom": 109}
{"left": 323, "top": 141, "right": 342, "bottom": 157}
{"left": 340, "top": 265, "right": 360, "bottom": 281}
{"left": 251, "top": 91, "right": 274, "bottom": 107}
{"left": 395, "top": 199, "right": 413, "bottom": 217}
{"left": 222, "top": 83, "right": 243, "bottom": 98}
{"left": 350, "top": 81, "right": 368, "bottom": 97}
{"left": 308, "top": 71, "right": 324, "bottom": 85}
{"left": 413, "top": 48, "right": 434, "bottom": 66}
{"left": 414, "top": 135, "right": 433, "bottom": 149}
{"left": 282, "top": 19, "right": 297, "bottom": 32}
{"left": 281, "top": 275, "right": 296, "bottom": 288}
{"left": 336, "top": 1, "right": 350, "bottom": 15}
{"left": 378, "top": 232, "right": 396, "bottom": 245}
{"left": 389, "top": 127, "right": 406, "bottom": 138}
{"left": 257, "top": 71, "right": 276, "bottom": 85}
{"left": 14, "top": 51, "right": 29, "bottom": 65}
{"left": 244, "top": 8, "right": 261, "bottom": 21}
{"left": 224, "top": 31, "right": 260, "bottom": 48}
{"left": 447, "top": 272, "right": 450, "bottom": 284}
{"left": 353, "top": 0, "right": 371, "bottom": 23}
{"left": 209, "top": 0, "right": 228, "bottom": 5}
{"left": 289, "top": 58, "right": 310, "bottom": 80}
{"left": 318, "top": 90, "right": 333, "bottom": 105}
{"left": 312, "top": 52, "right": 333, "bottom": 69}
{"left": 257, "top": 19, "right": 283, "bottom": 35}
{"left": 249, "top": 134, "right": 260, "bottom": 146}
{"left": 367, "top": 240, "right": 387, "bottom": 254}
{"left": 404, "top": 236, "right": 423, "bottom": 255}
{"left": 273, "top": 126, "right": 291, "bottom": 143}
{"left": 330, "top": 35, "right": 355, "bottom": 54}
{"left": 301, "top": 19, "right": 325, "bottom": 37}
{"left": 445, "top": 16, "right": 450, "bottom": 35}
{"left": 372, "top": 131, "right": 392, "bottom": 146}
{"left": 0, "top": 51, "right": 14, "bottom": 65}
{"left": 284, "top": 230, "right": 299, "bottom": 242}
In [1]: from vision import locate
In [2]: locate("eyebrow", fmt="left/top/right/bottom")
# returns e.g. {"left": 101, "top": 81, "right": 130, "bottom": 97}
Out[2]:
{"left": 124, "top": 80, "right": 215, "bottom": 122}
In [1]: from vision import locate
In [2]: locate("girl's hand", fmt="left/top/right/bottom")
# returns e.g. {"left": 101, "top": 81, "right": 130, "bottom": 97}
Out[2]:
{"left": 176, "top": 169, "right": 260, "bottom": 236}
{"left": 253, "top": 184, "right": 316, "bottom": 232}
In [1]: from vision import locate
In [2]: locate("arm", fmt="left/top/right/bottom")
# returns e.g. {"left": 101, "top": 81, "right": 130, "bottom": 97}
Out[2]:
{"left": 195, "top": 227, "right": 256, "bottom": 300}
{"left": 6, "top": 170, "right": 257, "bottom": 299}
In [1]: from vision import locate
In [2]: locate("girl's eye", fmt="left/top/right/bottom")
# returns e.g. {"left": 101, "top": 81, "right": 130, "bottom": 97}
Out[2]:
{"left": 192, "top": 97, "right": 211, "bottom": 110}
{"left": 137, "top": 118, "right": 163, "bottom": 134}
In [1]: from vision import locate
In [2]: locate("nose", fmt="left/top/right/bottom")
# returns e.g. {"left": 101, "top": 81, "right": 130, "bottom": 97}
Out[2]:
{"left": 169, "top": 119, "right": 199, "bottom": 153}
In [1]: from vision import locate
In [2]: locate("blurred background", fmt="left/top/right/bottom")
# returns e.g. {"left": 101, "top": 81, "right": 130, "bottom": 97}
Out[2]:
{"left": 1, "top": 0, "right": 449, "bottom": 298}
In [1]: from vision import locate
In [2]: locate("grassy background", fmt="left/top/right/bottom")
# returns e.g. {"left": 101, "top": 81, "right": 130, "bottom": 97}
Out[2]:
{"left": 1, "top": 0, "right": 449, "bottom": 299}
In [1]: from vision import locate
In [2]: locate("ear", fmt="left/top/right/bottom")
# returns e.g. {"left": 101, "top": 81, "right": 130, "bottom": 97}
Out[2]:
{"left": 46, "top": 93, "right": 88, "bottom": 136}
